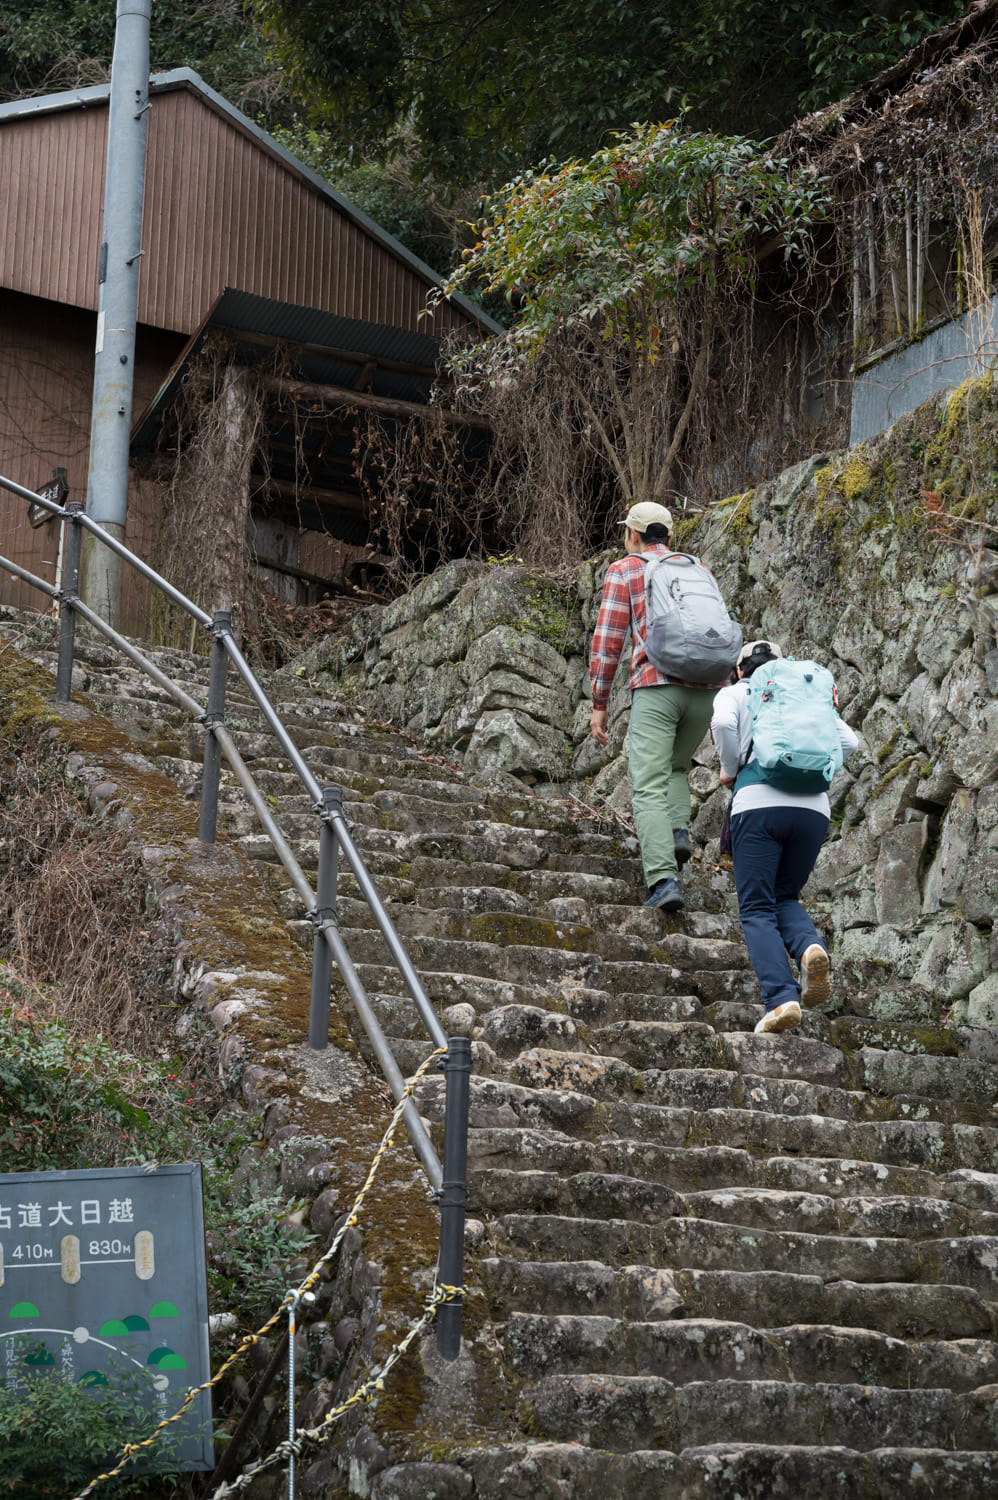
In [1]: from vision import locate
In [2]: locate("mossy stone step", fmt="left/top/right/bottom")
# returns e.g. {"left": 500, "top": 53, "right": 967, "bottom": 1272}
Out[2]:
{"left": 518, "top": 1374, "right": 998, "bottom": 1454}
{"left": 419, "top": 1074, "right": 998, "bottom": 1172}
{"left": 459, "top": 1442, "right": 998, "bottom": 1500}
{"left": 832, "top": 1017, "right": 963, "bottom": 1057}
{"left": 354, "top": 968, "right": 702, "bottom": 1028}
{"left": 466, "top": 1129, "right": 998, "bottom": 1211}
{"left": 503, "top": 1311, "right": 998, "bottom": 1390}
{"left": 480, "top": 1258, "right": 996, "bottom": 1340}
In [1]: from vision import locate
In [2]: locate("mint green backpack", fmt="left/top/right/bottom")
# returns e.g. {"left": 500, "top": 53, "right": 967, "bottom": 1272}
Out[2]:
{"left": 748, "top": 659, "right": 843, "bottom": 794}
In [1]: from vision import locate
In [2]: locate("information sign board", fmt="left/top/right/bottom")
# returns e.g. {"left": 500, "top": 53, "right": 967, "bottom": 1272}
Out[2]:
{"left": 0, "top": 1162, "right": 212, "bottom": 1471}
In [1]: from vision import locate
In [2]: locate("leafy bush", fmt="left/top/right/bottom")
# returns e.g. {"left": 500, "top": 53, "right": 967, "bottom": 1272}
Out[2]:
{"left": 0, "top": 980, "right": 317, "bottom": 1332}
{"left": 0, "top": 996, "right": 156, "bottom": 1173}
{"left": 0, "top": 1343, "right": 182, "bottom": 1499}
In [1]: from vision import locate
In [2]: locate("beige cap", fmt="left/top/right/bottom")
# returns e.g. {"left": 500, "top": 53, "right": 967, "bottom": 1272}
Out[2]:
{"left": 738, "top": 639, "right": 784, "bottom": 668}
{"left": 622, "top": 501, "right": 673, "bottom": 533}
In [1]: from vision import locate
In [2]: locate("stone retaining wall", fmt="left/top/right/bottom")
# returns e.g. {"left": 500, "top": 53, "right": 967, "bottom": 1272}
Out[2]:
{"left": 292, "top": 375, "right": 998, "bottom": 1029}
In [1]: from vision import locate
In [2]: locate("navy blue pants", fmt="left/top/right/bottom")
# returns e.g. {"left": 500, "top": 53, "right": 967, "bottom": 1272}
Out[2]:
{"left": 730, "top": 804, "right": 829, "bottom": 1012}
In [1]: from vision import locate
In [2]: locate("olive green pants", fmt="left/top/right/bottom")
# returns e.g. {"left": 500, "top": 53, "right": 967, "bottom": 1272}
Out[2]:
{"left": 628, "top": 684, "right": 717, "bottom": 888}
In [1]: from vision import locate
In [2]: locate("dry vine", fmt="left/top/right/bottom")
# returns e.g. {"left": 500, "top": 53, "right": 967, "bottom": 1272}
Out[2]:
{"left": 149, "top": 338, "right": 266, "bottom": 649}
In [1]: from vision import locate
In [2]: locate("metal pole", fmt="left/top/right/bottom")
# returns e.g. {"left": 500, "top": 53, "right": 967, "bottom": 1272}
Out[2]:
{"left": 309, "top": 787, "right": 341, "bottom": 1050}
{"left": 55, "top": 503, "right": 84, "bottom": 703}
{"left": 436, "top": 1036, "right": 471, "bottom": 1361}
{"left": 81, "top": 0, "right": 151, "bottom": 627}
{"left": 198, "top": 610, "right": 231, "bottom": 843}
{"left": 287, "top": 1290, "right": 300, "bottom": 1500}
{"left": 330, "top": 811, "right": 449, "bottom": 1052}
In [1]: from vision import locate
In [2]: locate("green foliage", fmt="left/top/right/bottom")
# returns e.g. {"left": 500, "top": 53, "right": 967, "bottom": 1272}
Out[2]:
{"left": 0, "top": 0, "right": 274, "bottom": 120}
{"left": 269, "top": 118, "right": 461, "bottom": 273}
{"left": 798, "top": 6, "right": 957, "bottom": 112}
{"left": 437, "top": 122, "right": 828, "bottom": 512}
{"left": 442, "top": 122, "right": 827, "bottom": 346}
{"left": 0, "top": 977, "right": 316, "bottom": 1331}
{"left": 252, "top": 0, "right": 963, "bottom": 184}
{"left": 0, "top": 996, "right": 158, "bottom": 1174}
{"left": 202, "top": 1158, "right": 316, "bottom": 1327}
{"left": 0, "top": 1343, "right": 182, "bottom": 1497}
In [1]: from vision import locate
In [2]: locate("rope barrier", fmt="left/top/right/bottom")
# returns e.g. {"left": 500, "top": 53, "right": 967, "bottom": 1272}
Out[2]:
{"left": 68, "top": 1046, "right": 448, "bottom": 1500}
{"left": 209, "top": 1276, "right": 466, "bottom": 1499}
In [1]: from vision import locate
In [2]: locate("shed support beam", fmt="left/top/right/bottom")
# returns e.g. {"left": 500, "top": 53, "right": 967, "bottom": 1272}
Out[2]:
{"left": 258, "top": 374, "right": 491, "bottom": 431}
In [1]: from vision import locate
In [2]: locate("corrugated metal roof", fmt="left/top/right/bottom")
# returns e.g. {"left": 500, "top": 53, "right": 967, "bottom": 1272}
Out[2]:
{"left": 131, "top": 287, "right": 447, "bottom": 449}
{"left": 0, "top": 69, "right": 501, "bottom": 337}
{"left": 213, "top": 287, "right": 444, "bottom": 368}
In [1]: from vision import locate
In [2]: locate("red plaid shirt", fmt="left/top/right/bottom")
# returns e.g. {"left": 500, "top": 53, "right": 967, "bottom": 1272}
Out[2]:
{"left": 589, "top": 547, "right": 724, "bottom": 710}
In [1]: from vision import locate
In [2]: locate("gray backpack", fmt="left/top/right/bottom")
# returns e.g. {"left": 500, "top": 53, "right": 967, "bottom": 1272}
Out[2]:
{"left": 640, "top": 551, "right": 743, "bottom": 683}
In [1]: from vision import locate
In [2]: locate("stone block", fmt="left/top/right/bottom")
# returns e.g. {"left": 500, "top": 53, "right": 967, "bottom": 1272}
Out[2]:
{"left": 833, "top": 602, "right": 887, "bottom": 675}
{"left": 941, "top": 648, "right": 989, "bottom": 728}
{"left": 811, "top": 826, "right": 879, "bottom": 893}
{"left": 465, "top": 624, "right": 571, "bottom": 691}
{"left": 913, "top": 918, "right": 988, "bottom": 1001}
{"left": 922, "top": 789, "right": 976, "bottom": 914}
{"left": 961, "top": 820, "right": 998, "bottom": 925}
{"left": 945, "top": 701, "right": 998, "bottom": 789}
{"left": 464, "top": 709, "right": 572, "bottom": 781}
{"left": 965, "top": 973, "right": 998, "bottom": 1028}
{"left": 899, "top": 671, "right": 953, "bottom": 751}
{"left": 874, "top": 821, "right": 928, "bottom": 926}
{"left": 837, "top": 926, "right": 918, "bottom": 981}
{"left": 914, "top": 597, "right": 974, "bottom": 680}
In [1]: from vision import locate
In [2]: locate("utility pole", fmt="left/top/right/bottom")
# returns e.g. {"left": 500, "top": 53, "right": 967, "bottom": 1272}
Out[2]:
{"left": 81, "top": 0, "right": 151, "bottom": 627}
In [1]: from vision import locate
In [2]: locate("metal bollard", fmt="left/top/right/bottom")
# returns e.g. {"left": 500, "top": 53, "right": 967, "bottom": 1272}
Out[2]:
{"left": 198, "top": 609, "right": 231, "bottom": 843}
{"left": 309, "top": 786, "right": 342, "bottom": 1050}
{"left": 55, "top": 503, "right": 84, "bottom": 703}
{"left": 436, "top": 1035, "right": 471, "bottom": 1360}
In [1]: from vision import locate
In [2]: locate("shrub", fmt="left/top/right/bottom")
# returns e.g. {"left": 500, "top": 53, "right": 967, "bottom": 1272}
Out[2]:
{"left": 0, "top": 1343, "right": 183, "bottom": 1498}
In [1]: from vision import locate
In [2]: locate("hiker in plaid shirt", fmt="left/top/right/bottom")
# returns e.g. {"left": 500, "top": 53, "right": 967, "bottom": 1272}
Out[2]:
{"left": 590, "top": 501, "right": 727, "bottom": 913}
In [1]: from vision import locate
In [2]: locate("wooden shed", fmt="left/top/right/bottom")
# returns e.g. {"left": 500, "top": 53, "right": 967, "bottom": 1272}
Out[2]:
{"left": 0, "top": 68, "right": 495, "bottom": 635}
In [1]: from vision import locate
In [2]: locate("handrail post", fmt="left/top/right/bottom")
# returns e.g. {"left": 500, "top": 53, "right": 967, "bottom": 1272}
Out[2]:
{"left": 55, "top": 502, "right": 84, "bottom": 703}
{"left": 436, "top": 1036, "right": 471, "bottom": 1361}
{"left": 198, "top": 610, "right": 231, "bottom": 844}
{"left": 309, "top": 786, "right": 342, "bottom": 1051}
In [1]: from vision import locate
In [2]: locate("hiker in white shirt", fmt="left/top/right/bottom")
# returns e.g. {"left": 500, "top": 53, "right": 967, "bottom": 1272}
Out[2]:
{"left": 711, "top": 640, "right": 859, "bottom": 1035}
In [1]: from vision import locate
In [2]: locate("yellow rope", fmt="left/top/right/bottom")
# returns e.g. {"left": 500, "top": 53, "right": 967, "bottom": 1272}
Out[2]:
{"left": 209, "top": 1279, "right": 466, "bottom": 1499}
{"left": 69, "top": 1046, "right": 447, "bottom": 1500}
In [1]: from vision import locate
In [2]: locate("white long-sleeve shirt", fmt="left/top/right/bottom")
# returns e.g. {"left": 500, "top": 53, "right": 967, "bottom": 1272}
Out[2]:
{"left": 711, "top": 678, "right": 860, "bottom": 818}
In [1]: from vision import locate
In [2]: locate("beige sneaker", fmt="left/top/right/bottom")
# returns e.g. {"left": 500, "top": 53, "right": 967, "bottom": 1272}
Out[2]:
{"left": 800, "top": 943, "right": 831, "bottom": 1007}
{"left": 754, "top": 1000, "right": 802, "bottom": 1035}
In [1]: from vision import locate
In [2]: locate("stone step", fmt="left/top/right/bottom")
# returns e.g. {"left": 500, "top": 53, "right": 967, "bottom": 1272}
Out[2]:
{"left": 473, "top": 1172, "right": 994, "bottom": 1240}
{"left": 313, "top": 929, "right": 665, "bottom": 990}
{"left": 491, "top": 1214, "right": 998, "bottom": 1297}
{"left": 479, "top": 1259, "right": 997, "bottom": 1340}
{"left": 460, "top": 1443, "right": 998, "bottom": 1500}
{"left": 468, "top": 1039, "right": 991, "bottom": 1130}
{"left": 520, "top": 1374, "right": 998, "bottom": 1454}
{"left": 419, "top": 1076, "right": 998, "bottom": 1172}
{"left": 465, "top": 1129, "right": 998, "bottom": 1210}
{"left": 503, "top": 1312, "right": 998, "bottom": 1390}
{"left": 355, "top": 970, "right": 703, "bottom": 1028}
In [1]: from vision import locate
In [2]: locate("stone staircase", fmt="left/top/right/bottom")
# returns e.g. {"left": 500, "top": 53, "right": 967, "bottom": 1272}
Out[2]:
{"left": 3, "top": 603, "right": 998, "bottom": 1498}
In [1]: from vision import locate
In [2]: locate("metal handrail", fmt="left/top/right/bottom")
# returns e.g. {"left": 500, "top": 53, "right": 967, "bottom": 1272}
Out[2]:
{"left": 0, "top": 471, "right": 468, "bottom": 1359}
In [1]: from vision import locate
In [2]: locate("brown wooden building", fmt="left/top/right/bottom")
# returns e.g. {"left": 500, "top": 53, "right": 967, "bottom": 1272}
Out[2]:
{"left": 0, "top": 68, "right": 495, "bottom": 634}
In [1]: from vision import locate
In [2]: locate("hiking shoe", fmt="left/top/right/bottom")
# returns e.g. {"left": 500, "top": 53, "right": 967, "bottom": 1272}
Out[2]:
{"left": 644, "top": 877, "right": 684, "bottom": 912}
{"left": 673, "top": 827, "right": 693, "bottom": 867}
{"left": 800, "top": 943, "right": 831, "bottom": 1007}
{"left": 754, "top": 1000, "right": 802, "bottom": 1035}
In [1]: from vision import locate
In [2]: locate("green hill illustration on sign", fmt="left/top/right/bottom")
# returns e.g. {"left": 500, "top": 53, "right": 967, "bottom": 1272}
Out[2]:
{"left": 0, "top": 1163, "right": 211, "bottom": 1471}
